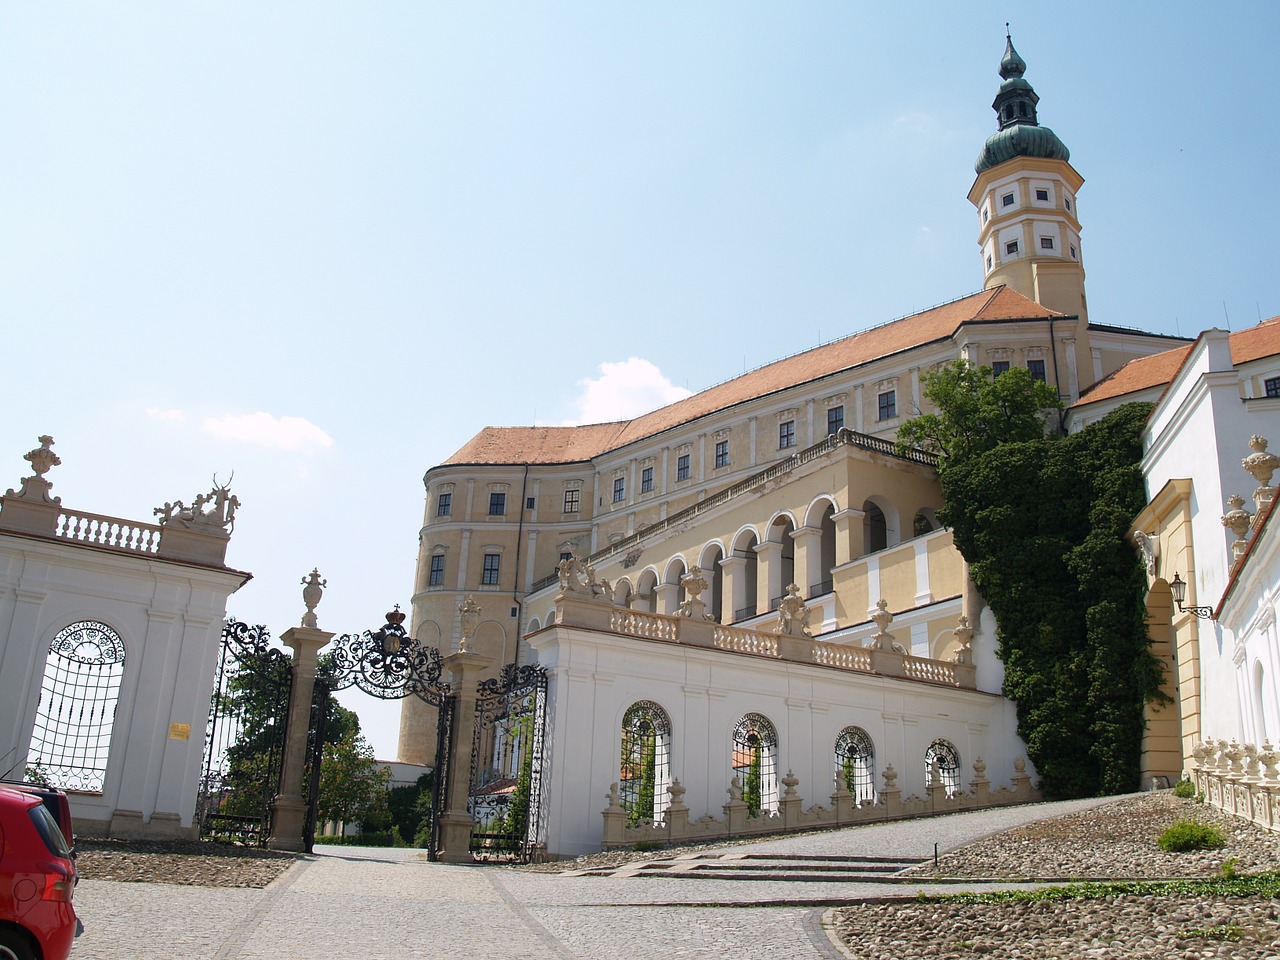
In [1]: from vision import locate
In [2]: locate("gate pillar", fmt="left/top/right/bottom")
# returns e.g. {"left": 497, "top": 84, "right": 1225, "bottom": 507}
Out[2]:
{"left": 268, "top": 623, "right": 334, "bottom": 851}
{"left": 436, "top": 648, "right": 493, "bottom": 864}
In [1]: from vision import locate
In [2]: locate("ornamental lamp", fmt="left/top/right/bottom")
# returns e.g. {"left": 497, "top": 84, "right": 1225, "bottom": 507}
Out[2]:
{"left": 1169, "top": 572, "right": 1215, "bottom": 620}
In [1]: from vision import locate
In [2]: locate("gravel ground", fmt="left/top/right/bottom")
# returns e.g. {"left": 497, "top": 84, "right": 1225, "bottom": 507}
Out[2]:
{"left": 831, "top": 793, "right": 1280, "bottom": 960}
{"left": 75, "top": 837, "right": 297, "bottom": 887}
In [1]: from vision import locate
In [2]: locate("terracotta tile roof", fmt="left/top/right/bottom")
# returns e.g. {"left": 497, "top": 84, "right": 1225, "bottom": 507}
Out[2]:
{"left": 1074, "top": 316, "right": 1280, "bottom": 409}
{"left": 443, "top": 286, "right": 1063, "bottom": 467}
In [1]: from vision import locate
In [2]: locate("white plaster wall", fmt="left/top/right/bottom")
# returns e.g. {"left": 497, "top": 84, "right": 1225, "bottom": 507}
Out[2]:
{"left": 528, "top": 626, "right": 1030, "bottom": 858}
{"left": 1142, "top": 329, "right": 1280, "bottom": 744}
{"left": 0, "top": 534, "right": 244, "bottom": 833}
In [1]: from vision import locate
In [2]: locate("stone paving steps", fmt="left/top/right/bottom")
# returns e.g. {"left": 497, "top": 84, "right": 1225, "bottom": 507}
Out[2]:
{"left": 566, "top": 852, "right": 928, "bottom": 883}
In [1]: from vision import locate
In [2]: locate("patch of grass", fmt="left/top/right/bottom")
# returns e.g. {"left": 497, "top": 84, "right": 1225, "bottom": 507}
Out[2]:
{"left": 1219, "top": 856, "right": 1240, "bottom": 878}
{"left": 1171, "top": 778, "right": 1196, "bottom": 799}
{"left": 1176, "top": 924, "right": 1243, "bottom": 942}
{"left": 925, "top": 870, "right": 1280, "bottom": 905}
{"left": 1158, "top": 819, "right": 1226, "bottom": 852}
{"left": 631, "top": 839, "right": 663, "bottom": 852}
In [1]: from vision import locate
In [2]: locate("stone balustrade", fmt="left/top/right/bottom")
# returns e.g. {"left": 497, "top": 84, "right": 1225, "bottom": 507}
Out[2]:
{"left": 582, "top": 595, "right": 976, "bottom": 689}
{"left": 601, "top": 759, "right": 1038, "bottom": 848}
{"left": 57, "top": 509, "right": 162, "bottom": 554}
{"left": 1189, "top": 738, "right": 1280, "bottom": 834}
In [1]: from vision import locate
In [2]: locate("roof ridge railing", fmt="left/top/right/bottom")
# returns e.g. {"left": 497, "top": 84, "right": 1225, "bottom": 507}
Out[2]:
{"left": 529, "top": 430, "right": 937, "bottom": 593}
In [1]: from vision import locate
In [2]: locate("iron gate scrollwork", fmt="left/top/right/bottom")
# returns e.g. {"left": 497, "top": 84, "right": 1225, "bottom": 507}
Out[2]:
{"left": 198, "top": 620, "right": 293, "bottom": 845}
{"left": 323, "top": 609, "right": 454, "bottom": 859}
{"left": 468, "top": 663, "right": 548, "bottom": 862}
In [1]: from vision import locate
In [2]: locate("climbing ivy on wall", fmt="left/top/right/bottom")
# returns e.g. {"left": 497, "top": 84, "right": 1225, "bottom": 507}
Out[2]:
{"left": 901, "top": 363, "right": 1167, "bottom": 798}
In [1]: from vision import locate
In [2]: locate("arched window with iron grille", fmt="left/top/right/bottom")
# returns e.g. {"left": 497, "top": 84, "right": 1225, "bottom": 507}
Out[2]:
{"left": 27, "top": 620, "right": 127, "bottom": 792}
{"left": 732, "top": 712, "right": 778, "bottom": 816}
{"left": 619, "top": 701, "right": 672, "bottom": 825}
{"left": 924, "top": 738, "right": 961, "bottom": 797}
{"left": 835, "top": 726, "right": 876, "bottom": 804}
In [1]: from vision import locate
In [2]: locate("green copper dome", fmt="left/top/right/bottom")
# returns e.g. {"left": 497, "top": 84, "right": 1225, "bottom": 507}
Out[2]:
{"left": 974, "top": 34, "right": 1070, "bottom": 174}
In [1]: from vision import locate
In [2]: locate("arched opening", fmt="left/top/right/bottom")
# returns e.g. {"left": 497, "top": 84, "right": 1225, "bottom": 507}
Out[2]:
{"left": 663, "top": 558, "right": 688, "bottom": 616}
{"left": 835, "top": 726, "right": 876, "bottom": 805}
{"left": 924, "top": 738, "right": 961, "bottom": 797}
{"left": 863, "top": 501, "right": 887, "bottom": 554}
{"left": 620, "top": 701, "right": 672, "bottom": 825}
{"left": 768, "top": 515, "right": 796, "bottom": 611}
{"left": 27, "top": 620, "right": 127, "bottom": 792}
{"left": 635, "top": 569, "right": 659, "bottom": 613}
{"left": 1254, "top": 661, "right": 1269, "bottom": 744}
{"left": 913, "top": 508, "right": 939, "bottom": 538}
{"left": 731, "top": 530, "right": 759, "bottom": 621}
{"left": 700, "top": 544, "right": 725, "bottom": 623}
{"left": 732, "top": 713, "right": 778, "bottom": 815}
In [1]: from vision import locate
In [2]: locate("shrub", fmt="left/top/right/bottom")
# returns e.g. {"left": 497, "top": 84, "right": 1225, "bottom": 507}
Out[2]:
{"left": 1158, "top": 819, "right": 1226, "bottom": 852}
{"left": 632, "top": 839, "right": 663, "bottom": 852}
{"left": 1172, "top": 778, "right": 1196, "bottom": 799}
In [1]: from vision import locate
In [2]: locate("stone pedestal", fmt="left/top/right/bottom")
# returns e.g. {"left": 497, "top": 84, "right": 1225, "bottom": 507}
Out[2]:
{"left": 268, "top": 625, "right": 334, "bottom": 852}
{"left": 436, "top": 649, "right": 493, "bottom": 864}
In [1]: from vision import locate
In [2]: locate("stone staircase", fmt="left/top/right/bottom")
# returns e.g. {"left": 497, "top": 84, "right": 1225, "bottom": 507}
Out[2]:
{"left": 562, "top": 852, "right": 927, "bottom": 882}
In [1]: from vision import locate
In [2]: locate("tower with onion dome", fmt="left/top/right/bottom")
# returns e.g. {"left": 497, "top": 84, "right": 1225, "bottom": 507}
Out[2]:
{"left": 968, "top": 31, "right": 1089, "bottom": 328}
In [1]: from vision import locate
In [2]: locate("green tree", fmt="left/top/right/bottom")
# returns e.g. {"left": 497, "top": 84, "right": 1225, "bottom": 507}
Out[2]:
{"left": 898, "top": 369, "right": 1165, "bottom": 798}
{"left": 317, "top": 732, "right": 391, "bottom": 828}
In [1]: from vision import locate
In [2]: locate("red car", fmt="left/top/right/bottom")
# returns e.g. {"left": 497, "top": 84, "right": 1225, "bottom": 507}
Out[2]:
{"left": 0, "top": 786, "right": 81, "bottom": 960}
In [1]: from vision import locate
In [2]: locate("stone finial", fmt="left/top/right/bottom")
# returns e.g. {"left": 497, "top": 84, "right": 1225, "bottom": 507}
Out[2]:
{"left": 458, "top": 596, "right": 481, "bottom": 652}
{"left": 1014, "top": 757, "right": 1026, "bottom": 774}
{"left": 1243, "top": 435, "right": 1280, "bottom": 512}
{"left": 678, "top": 565, "right": 709, "bottom": 619}
{"left": 782, "top": 769, "right": 799, "bottom": 796}
{"left": 774, "top": 583, "right": 812, "bottom": 637}
{"left": 668, "top": 778, "right": 688, "bottom": 811}
{"left": 1191, "top": 741, "right": 1211, "bottom": 769}
{"left": 881, "top": 763, "right": 898, "bottom": 789}
{"left": 1258, "top": 740, "right": 1279, "bottom": 782}
{"left": 300, "top": 569, "right": 327, "bottom": 628}
{"left": 605, "top": 782, "right": 621, "bottom": 808}
{"left": 1244, "top": 742, "right": 1261, "bottom": 782}
{"left": 866, "top": 599, "right": 901, "bottom": 651}
{"left": 6, "top": 435, "right": 62, "bottom": 504}
{"left": 952, "top": 615, "right": 974, "bottom": 664}
{"left": 971, "top": 756, "right": 988, "bottom": 781}
{"left": 1222, "top": 495, "right": 1254, "bottom": 562}
{"left": 1225, "top": 739, "right": 1244, "bottom": 777}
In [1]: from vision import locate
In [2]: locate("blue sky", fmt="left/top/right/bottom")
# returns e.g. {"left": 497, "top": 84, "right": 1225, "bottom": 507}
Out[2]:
{"left": 3, "top": 4, "right": 1277, "bottom": 757}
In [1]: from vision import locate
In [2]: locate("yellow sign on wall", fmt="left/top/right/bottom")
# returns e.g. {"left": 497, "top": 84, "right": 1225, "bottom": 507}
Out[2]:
{"left": 168, "top": 723, "right": 191, "bottom": 741}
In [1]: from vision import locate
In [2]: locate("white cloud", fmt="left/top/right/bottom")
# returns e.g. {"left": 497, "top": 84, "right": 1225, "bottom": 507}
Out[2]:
{"left": 146, "top": 407, "right": 185, "bottom": 423}
{"left": 562, "top": 358, "right": 693, "bottom": 425}
{"left": 202, "top": 412, "right": 334, "bottom": 453}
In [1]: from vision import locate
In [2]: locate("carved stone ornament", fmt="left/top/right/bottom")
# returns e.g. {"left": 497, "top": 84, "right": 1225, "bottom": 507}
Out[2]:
{"left": 300, "top": 568, "right": 327, "bottom": 628}
{"left": 881, "top": 763, "right": 898, "bottom": 789}
{"left": 865, "top": 599, "right": 906, "bottom": 653}
{"left": 458, "top": 595, "right": 481, "bottom": 652}
{"left": 1131, "top": 529, "right": 1160, "bottom": 579}
{"left": 605, "top": 782, "right": 622, "bottom": 809}
{"left": 782, "top": 769, "right": 799, "bottom": 796}
{"left": 621, "top": 548, "right": 643, "bottom": 569}
{"left": 952, "top": 615, "right": 974, "bottom": 664}
{"left": 774, "top": 583, "right": 812, "bottom": 637}
{"left": 6, "top": 435, "right": 62, "bottom": 504}
{"left": 154, "top": 474, "right": 240, "bottom": 532}
{"left": 678, "top": 565, "right": 710, "bottom": 619}
{"left": 557, "top": 555, "right": 614, "bottom": 603}
{"left": 1243, "top": 435, "right": 1280, "bottom": 512}
{"left": 667, "top": 777, "right": 688, "bottom": 810}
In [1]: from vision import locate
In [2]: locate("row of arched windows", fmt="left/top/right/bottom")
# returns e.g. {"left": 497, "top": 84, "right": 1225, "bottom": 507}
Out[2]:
{"left": 618, "top": 701, "right": 961, "bottom": 823}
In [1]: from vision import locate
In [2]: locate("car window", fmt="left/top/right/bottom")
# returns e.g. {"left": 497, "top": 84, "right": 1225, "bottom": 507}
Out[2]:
{"left": 29, "top": 803, "right": 72, "bottom": 859}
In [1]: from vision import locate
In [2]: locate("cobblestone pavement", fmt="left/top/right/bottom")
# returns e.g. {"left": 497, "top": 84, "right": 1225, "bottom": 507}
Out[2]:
{"left": 68, "top": 795, "right": 1176, "bottom": 960}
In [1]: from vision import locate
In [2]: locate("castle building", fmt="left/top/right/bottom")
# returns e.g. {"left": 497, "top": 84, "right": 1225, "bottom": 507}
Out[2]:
{"left": 399, "top": 37, "right": 1188, "bottom": 854}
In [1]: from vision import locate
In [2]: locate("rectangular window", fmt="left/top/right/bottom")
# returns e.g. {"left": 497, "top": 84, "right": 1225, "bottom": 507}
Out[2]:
{"left": 714, "top": 440, "right": 729, "bottom": 468}
{"left": 526, "top": 497, "right": 535, "bottom": 510}
{"left": 779, "top": 420, "right": 795, "bottom": 449}
{"left": 481, "top": 553, "right": 501, "bottom": 586}
{"left": 559, "top": 551, "right": 572, "bottom": 564}
{"left": 613, "top": 477, "right": 625, "bottom": 503}
{"left": 1070, "top": 244, "right": 1077, "bottom": 259}
{"left": 1005, "top": 239, "right": 1019, "bottom": 255}
{"left": 827, "top": 405, "right": 844, "bottom": 435}
{"left": 428, "top": 555, "right": 444, "bottom": 586}
{"left": 1040, "top": 236, "right": 1055, "bottom": 250}
{"left": 985, "top": 254, "right": 993, "bottom": 271}
{"left": 878, "top": 390, "right": 897, "bottom": 421}
{"left": 563, "top": 489, "right": 580, "bottom": 513}
{"left": 1035, "top": 188, "right": 1049, "bottom": 201}
{"left": 436, "top": 493, "right": 452, "bottom": 517}
{"left": 982, "top": 207, "right": 989, "bottom": 223}
{"left": 1028, "top": 359, "right": 1047, "bottom": 382}
{"left": 1065, "top": 197, "right": 1072, "bottom": 210}
{"left": 676, "top": 454, "right": 691, "bottom": 481}
{"left": 488, "top": 492, "right": 505, "bottom": 516}
{"left": 640, "top": 466, "right": 653, "bottom": 493}
{"left": 992, "top": 360, "right": 1010, "bottom": 377}
{"left": 1266, "top": 377, "right": 1280, "bottom": 398}
{"left": 1001, "top": 192, "right": 1015, "bottom": 207}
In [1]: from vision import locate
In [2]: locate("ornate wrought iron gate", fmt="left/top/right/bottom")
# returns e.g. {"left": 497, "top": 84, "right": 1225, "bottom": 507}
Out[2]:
{"left": 468, "top": 664, "right": 548, "bottom": 862}
{"left": 197, "top": 620, "right": 292, "bottom": 845}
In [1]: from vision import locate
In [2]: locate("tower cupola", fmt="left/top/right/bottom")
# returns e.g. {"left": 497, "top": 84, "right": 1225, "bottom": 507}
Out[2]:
{"left": 975, "top": 33, "right": 1071, "bottom": 174}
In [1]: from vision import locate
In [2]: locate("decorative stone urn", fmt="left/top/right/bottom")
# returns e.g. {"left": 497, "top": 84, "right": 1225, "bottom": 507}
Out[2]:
{"left": 300, "top": 568, "right": 327, "bottom": 628}
{"left": 458, "top": 596, "right": 481, "bottom": 652}
{"left": 952, "top": 615, "right": 974, "bottom": 664}
{"left": 1242, "top": 435, "right": 1280, "bottom": 512}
